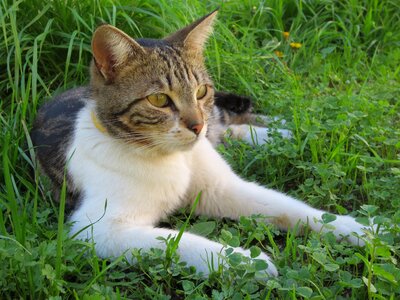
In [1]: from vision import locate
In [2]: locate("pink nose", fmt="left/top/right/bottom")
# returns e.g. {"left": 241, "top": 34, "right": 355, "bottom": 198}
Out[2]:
{"left": 190, "top": 123, "right": 204, "bottom": 135}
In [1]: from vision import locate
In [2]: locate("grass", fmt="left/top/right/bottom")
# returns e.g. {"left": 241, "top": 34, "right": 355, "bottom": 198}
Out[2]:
{"left": 1, "top": 0, "right": 399, "bottom": 298}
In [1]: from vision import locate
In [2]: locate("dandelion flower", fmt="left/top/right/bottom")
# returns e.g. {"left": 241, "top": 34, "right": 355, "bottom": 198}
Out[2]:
{"left": 283, "top": 31, "right": 290, "bottom": 40}
{"left": 290, "top": 42, "right": 302, "bottom": 49}
{"left": 274, "top": 50, "right": 284, "bottom": 58}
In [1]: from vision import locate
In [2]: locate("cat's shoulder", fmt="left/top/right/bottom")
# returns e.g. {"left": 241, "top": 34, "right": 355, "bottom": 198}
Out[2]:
{"left": 35, "top": 87, "right": 91, "bottom": 120}
{"left": 31, "top": 86, "right": 92, "bottom": 184}
{"left": 32, "top": 87, "right": 91, "bottom": 140}
{"left": 31, "top": 87, "right": 92, "bottom": 209}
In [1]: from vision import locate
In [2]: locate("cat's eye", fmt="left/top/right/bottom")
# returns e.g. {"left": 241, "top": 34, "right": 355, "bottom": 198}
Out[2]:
{"left": 196, "top": 85, "right": 208, "bottom": 100}
{"left": 147, "top": 93, "right": 169, "bottom": 108}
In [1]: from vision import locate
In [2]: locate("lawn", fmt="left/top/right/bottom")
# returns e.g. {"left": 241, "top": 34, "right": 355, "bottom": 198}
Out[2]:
{"left": 0, "top": 0, "right": 399, "bottom": 299}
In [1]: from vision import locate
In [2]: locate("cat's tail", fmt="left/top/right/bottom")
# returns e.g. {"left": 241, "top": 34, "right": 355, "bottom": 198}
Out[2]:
{"left": 213, "top": 91, "right": 275, "bottom": 126}
{"left": 213, "top": 91, "right": 253, "bottom": 124}
{"left": 207, "top": 92, "right": 256, "bottom": 145}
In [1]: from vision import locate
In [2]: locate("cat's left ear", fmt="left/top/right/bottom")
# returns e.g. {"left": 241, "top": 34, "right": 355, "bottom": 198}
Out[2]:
{"left": 165, "top": 9, "right": 218, "bottom": 53}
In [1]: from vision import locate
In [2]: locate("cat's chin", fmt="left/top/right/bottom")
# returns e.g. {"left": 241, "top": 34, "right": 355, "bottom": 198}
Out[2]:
{"left": 127, "top": 138, "right": 200, "bottom": 157}
{"left": 159, "top": 139, "right": 199, "bottom": 154}
{"left": 155, "top": 132, "right": 206, "bottom": 154}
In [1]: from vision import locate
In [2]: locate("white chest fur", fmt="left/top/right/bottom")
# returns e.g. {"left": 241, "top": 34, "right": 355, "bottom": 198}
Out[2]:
{"left": 68, "top": 104, "right": 192, "bottom": 234}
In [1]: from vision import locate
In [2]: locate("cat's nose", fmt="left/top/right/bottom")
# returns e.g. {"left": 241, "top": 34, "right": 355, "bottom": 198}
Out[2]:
{"left": 189, "top": 122, "right": 204, "bottom": 135}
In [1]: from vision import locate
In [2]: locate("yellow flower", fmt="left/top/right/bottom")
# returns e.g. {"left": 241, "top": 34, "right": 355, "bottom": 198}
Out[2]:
{"left": 290, "top": 42, "right": 302, "bottom": 49}
{"left": 274, "top": 50, "right": 284, "bottom": 58}
{"left": 283, "top": 31, "right": 290, "bottom": 40}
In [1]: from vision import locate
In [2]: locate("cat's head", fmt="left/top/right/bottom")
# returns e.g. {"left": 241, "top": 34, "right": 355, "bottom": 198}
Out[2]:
{"left": 89, "top": 11, "right": 218, "bottom": 154}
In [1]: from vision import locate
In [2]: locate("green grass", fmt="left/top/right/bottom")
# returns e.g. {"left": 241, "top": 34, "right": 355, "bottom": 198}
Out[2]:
{"left": 1, "top": 0, "right": 399, "bottom": 298}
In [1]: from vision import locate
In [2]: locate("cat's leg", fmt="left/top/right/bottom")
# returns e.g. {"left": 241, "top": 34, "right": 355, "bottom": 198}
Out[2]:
{"left": 190, "top": 139, "right": 366, "bottom": 245}
{"left": 72, "top": 223, "right": 278, "bottom": 276}
{"left": 226, "top": 124, "right": 292, "bottom": 145}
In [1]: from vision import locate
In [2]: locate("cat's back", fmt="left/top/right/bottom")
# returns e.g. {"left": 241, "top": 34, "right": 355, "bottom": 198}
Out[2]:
{"left": 31, "top": 87, "right": 89, "bottom": 196}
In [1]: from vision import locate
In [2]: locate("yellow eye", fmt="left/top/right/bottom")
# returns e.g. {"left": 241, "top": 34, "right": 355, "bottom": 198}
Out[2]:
{"left": 147, "top": 93, "right": 169, "bottom": 107}
{"left": 196, "top": 85, "right": 207, "bottom": 100}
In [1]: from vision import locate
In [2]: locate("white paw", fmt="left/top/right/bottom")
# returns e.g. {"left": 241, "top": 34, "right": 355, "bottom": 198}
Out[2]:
{"left": 233, "top": 247, "right": 278, "bottom": 277}
{"left": 246, "top": 127, "right": 292, "bottom": 145}
{"left": 276, "top": 128, "right": 293, "bottom": 139}
{"left": 328, "top": 215, "right": 368, "bottom": 246}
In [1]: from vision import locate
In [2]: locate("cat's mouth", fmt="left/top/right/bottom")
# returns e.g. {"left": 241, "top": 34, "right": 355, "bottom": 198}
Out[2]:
{"left": 174, "top": 124, "right": 207, "bottom": 145}
{"left": 164, "top": 127, "right": 208, "bottom": 152}
{"left": 167, "top": 133, "right": 201, "bottom": 151}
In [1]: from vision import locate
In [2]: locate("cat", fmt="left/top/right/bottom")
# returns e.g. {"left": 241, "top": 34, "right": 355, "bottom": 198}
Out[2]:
{"left": 31, "top": 10, "right": 368, "bottom": 277}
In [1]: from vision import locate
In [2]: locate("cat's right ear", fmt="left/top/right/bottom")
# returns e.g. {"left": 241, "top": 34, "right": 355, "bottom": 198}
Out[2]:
{"left": 164, "top": 10, "right": 218, "bottom": 54}
{"left": 92, "top": 25, "right": 145, "bottom": 82}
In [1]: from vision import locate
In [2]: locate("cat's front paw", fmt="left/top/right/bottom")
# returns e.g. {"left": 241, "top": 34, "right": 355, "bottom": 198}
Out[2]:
{"left": 231, "top": 248, "right": 278, "bottom": 277}
{"left": 328, "top": 215, "right": 369, "bottom": 246}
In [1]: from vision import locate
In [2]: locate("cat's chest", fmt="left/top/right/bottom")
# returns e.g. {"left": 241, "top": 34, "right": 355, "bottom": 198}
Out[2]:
{"left": 76, "top": 152, "right": 192, "bottom": 199}
{"left": 67, "top": 106, "right": 192, "bottom": 222}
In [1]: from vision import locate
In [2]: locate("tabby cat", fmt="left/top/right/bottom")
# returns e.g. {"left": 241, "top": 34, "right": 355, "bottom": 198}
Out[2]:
{"left": 31, "top": 11, "right": 367, "bottom": 276}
